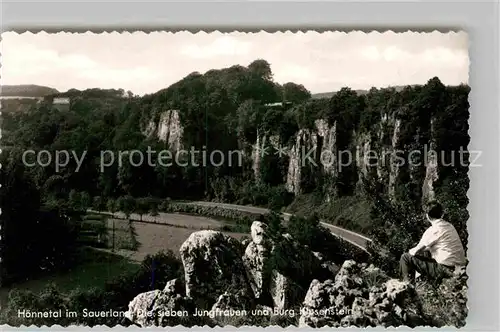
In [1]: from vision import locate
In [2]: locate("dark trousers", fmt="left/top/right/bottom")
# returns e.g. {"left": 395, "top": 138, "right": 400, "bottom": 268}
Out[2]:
{"left": 400, "top": 252, "right": 454, "bottom": 284}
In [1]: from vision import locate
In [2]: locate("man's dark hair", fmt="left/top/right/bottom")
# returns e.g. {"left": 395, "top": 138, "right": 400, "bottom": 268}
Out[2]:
{"left": 427, "top": 201, "right": 444, "bottom": 219}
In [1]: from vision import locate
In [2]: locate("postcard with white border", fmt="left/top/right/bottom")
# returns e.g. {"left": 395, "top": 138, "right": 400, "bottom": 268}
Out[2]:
{"left": 0, "top": 30, "right": 469, "bottom": 328}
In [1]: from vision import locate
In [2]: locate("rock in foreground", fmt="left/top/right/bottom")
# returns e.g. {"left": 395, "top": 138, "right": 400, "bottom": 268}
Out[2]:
{"left": 125, "top": 225, "right": 468, "bottom": 328}
{"left": 179, "top": 230, "right": 252, "bottom": 310}
{"left": 299, "top": 260, "right": 427, "bottom": 327}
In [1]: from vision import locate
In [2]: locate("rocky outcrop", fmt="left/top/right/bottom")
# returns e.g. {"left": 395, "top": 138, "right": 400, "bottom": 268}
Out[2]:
{"left": 124, "top": 279, "right": 202, "bottom": 327}
{"left": 242, "top": 223, "right": 323, "bottom": 311}
{"left": 315, "top": 119, "right": 337, "bottom": 176}
{"left": 422, "top": 119, "right": 439, "bottom": 205}
{"left": 388, "top": 118, "right": 401, "bottom": 199}
{"left": 243, "top": 222, "right": 273, "bottom": 300}
{"left": 157, "top": 110, "right": 183, "bottom": 150}
{"left": 286, "top": 120, "right": 335, "bottom": 195}
{"left": 125, "top": 227, "right": 465, "bottom": 328}
{"left": 299, "top": 260, "right": 427, "bottom": 328}
{"left": 179, "top": 230, "right": 251, "bottom": 309}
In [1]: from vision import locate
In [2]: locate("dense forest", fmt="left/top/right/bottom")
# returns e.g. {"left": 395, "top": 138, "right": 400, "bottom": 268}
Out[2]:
{"left": 0, "top": 59, "right": 469, "bottom": 293}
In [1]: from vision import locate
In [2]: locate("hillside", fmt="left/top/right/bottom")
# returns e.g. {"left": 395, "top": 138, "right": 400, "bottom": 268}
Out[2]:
{"left": 0, "top": 84, "right": 59, "bottom": 97}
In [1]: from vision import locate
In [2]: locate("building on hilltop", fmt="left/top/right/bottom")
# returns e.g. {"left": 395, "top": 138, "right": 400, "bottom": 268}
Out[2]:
{"left": 264, "top": 101, "right": 293, "bottom": 108}
{"left": 52, "top": 97, "right": 70, "bottom": 111}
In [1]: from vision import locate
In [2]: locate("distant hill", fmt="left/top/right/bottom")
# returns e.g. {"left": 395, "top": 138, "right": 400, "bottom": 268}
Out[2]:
{"left": 0, "top": 85, "right": 59, "bottom": 97}
{"left": 312, "top": 85, "right": 412, "bottom": 99}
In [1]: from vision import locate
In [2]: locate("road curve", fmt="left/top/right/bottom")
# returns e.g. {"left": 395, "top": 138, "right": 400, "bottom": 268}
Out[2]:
{"left": 181, "top": 201, "right": 372, "bottom": 251}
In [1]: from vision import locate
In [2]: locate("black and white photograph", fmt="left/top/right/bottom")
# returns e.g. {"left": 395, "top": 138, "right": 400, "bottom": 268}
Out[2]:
{"left": 0, "top": 31, "right": 470, "bottom": 328}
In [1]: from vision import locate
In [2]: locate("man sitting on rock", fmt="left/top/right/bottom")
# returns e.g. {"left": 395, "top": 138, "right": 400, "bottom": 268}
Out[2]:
{"left": 400, "top": 201, "right": 466, "bottom": 284}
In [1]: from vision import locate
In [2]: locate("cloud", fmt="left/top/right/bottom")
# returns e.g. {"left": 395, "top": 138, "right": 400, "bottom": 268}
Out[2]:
{"left": 360, "top": 44, "right": 468, "bottom": 66}
{"left": 1, "top": 31, "right": 469, "bottom": 95}
{"left": 180, "top": 36, "right": 252, "bottom": 59}
{"left": 274, "top": 64, "right": 315, "bottom": 83}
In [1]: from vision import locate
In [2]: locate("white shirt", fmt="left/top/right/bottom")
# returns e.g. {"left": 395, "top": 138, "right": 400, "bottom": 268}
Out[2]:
{"left": 417, "top": 219, "right": 466, "bottom": 266}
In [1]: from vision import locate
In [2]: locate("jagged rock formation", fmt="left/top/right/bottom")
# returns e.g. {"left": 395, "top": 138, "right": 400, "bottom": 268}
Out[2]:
{"left": 145, "top": 110, "right": 183, "bottom": 150}
{"left": 299, "top": 260, "right": 426, "bottom": 327}
{"left": 141, "top": 95, "right": 449, "bottom": 207}
{"left": 299, "top": 260, "right": 467, "bottom": 328}
{"left": 124, "top": 222, "right": 466, "bottom": 328}
{"left": 123, "top": 279, "right": 202, "bottom": 327}
{"left": 179, "top": 230, "right": 251, "bottom": 310}
{"left": 286, "top": 120, "right": 336, "bottom": 195}
{"left": 421, "top": 119, "right": 439, "bottom": 205}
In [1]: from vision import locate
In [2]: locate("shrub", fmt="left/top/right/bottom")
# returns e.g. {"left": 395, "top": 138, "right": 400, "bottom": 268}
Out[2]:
{"left": 0, "top": 250, "right": 184, "bottom": 327}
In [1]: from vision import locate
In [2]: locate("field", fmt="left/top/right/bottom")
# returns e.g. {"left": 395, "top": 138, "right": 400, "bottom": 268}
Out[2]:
{"left": 106, "top": 218, "right": 138, "bottom": 251}
{"left": 130, "top": 220, "right": 247, "bottom": 262}
{"left": 0, "top": 212, "right": 248, "bottom": 306}
{"left": 101, "top": 213, "right": 248, "bottom": 262}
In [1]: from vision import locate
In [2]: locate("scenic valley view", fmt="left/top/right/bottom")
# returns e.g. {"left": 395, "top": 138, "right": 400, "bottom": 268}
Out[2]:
{"left": 0, "top": 31, "right": 470, "bottom": 328}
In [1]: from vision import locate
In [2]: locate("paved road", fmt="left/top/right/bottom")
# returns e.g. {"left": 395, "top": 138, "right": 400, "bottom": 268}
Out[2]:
{"left": 89, "top": 201, "right": 373, "bottom": 252}
{"left": 180, "top": 201, "right": 372, "bottom": 251}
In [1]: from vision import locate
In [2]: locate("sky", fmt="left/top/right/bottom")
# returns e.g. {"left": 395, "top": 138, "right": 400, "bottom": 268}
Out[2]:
{"left": 1, "top": 31, "right": 469, "bottom": 96}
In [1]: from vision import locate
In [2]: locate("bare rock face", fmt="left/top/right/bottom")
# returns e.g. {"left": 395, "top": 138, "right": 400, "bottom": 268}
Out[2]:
{"left": 124, "top": 290, "right": 161, "bottom": 327}
{"left": 243, "top": 221, "right": 325, "bottom": 311}
{"left": 299, "top": 260, "right": 428, "bottom": 328}
{"left": 243, "top": 241, "right": 272, "bottom": 300}
{"left": 271, "top": 231, "right": 323, "bottom": 284}
{"left": 243, "top": 222, "right": 273, "bottom": 300}
{"left": 270, "top": 270, "right": 304, "bottom": 311}
{"left": 124, "top": 279, "right": 204, "bottom": 327}
{"left": 124, "top": 224, "right": 465, "bottom": 328}
{"left": 250, "top": 221, "right": 269, "bottom": 245}
{"left": 209, "top": 291, "right": 253, "bottom": 326}
{"left": 180, "top": 230, "right": 252, "bottom": 310}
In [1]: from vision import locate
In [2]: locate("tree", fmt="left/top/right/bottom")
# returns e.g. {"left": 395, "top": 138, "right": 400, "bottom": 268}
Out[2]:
{"left": 107, "top": 198, "right": 118, "bottom": 215}
{"left": 69, "top": 189, "right": 81, "bottom": 211}
{"left": 159, "top": 198, "right": 171, "bottom": 212}
{"left": 135, "top": 197, "right": 149, "bottom": 221}
{"left": 248, "top": 59, "right": 273, "bottom": 81}
{"left": 282, "top": 82, "right": 311, "bottom": 103}
{"left": 92, "top": 196, "right": 104, "bottom": 212}
{"left": 262, "top": 211, "right": 284, "bottom": 238}
{"left": 80, "top": 192, "right": 91, "bottom": 212}
{"left": 117, "top": 195, "right": 136, "bottom": 220}
{"left": 0, "top": 154, "right": 77, "bottom": 286}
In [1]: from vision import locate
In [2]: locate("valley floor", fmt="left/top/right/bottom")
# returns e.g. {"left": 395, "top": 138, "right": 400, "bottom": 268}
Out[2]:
{"left": 0, "top": 213, "right": 247, "bottom": 305}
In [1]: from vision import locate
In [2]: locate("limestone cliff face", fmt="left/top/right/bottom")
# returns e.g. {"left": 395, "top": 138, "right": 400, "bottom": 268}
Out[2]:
{"left": 388, "top": 118, "right": 402, "bottom": 199}
{"left": 286, "top": 129, "right": 318, "bottom": 195}
{"left": 252, "top": 131, "right": 280, "bottom": 182}
{"left": 144, "top": 107, "right": 440, "bottom": 205}
{"left": 280, "top": 115, "right": 403, "bottom": 198}
{"left": 145, "top": 110, "right": 183, "bottom": 150}
{"left": 284, "top": 120, "right": 337, "bottom": 195}
{"left": 421, "top": 119, "right": 438, "bottom": 205}
{"left": 158, "top": 110, "right": 183, "bottom": 150}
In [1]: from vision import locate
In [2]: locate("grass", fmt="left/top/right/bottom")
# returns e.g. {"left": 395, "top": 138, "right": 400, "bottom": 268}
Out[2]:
{"left": 129, "top": 220, "right": 247, "bottom": 261}
{"left": 106, "top": 218, "right": 138, "bottom": 251}
{"left": 0, "top": 247, "right": 139, "bottom": 306}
